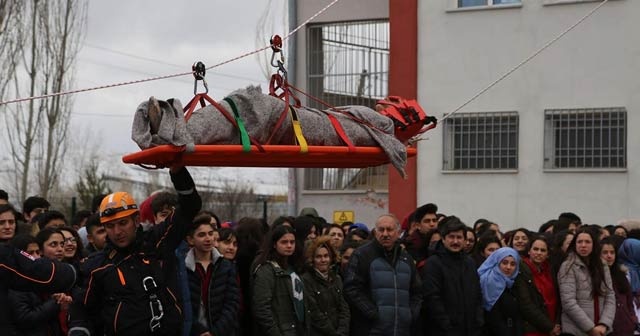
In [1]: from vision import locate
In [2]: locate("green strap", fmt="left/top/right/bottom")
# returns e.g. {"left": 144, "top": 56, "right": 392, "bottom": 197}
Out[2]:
{"left": 223, "top": 98, "right": 251, "bottom": 152}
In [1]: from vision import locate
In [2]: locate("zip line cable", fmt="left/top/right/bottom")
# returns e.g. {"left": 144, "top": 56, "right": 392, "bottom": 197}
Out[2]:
{"left": 83, "top": 43, "right": 263, "bottom": 82}
{"left": 0, "top": 0, "right": 341, "bottom": 106}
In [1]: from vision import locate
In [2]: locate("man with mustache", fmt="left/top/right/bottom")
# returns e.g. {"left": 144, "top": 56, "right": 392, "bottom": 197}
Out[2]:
{"left": 68, "top": 165, "right": 202, "bottom": 336}
{"left": 343, "top": 214, "right": 422, "bottom": 336}
{"left": 421, "top": 216, "right": 483, "bottom": 336}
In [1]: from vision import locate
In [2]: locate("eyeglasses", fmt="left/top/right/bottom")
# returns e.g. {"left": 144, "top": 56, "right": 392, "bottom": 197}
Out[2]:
{"left": 64, "top": 237, "right": 77, "bottom": 244}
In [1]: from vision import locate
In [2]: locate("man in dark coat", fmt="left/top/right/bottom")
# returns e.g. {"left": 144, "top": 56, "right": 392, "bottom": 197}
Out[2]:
{"left": 343, "top": 214, "right": 422, "bottom": 336}
{"left": 421, "top": 216, "right": 483, "bottom": 336}
{"left": 68, "top": 165, "right": 201, "bottom": 336}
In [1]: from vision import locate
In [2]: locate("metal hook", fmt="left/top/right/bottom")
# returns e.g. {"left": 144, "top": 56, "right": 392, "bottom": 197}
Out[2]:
{"left": 192, "top": 61, "right": 208, "bottom": 95}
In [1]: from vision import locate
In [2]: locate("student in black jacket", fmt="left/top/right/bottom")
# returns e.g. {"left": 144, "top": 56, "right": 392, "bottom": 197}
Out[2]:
{"left": 421, "top": 216, "right": 483, "bottom": 336}
{"left": 185, "top": 219, "right": 240, "bottom": 336}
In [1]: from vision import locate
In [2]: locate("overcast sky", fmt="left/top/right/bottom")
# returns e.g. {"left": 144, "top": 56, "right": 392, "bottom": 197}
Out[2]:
{"left": 68, "top": 0, "right": 289, "bottom": 193}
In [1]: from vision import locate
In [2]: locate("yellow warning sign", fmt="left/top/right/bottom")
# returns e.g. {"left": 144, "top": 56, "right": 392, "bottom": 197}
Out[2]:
{"left": 333, "top": 210, "right": 354, "bottom": 224}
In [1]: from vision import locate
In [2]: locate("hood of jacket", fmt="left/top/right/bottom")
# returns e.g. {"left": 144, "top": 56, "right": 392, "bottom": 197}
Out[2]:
{"left": 185, "top": 247, "right": 222, "bottom": 272}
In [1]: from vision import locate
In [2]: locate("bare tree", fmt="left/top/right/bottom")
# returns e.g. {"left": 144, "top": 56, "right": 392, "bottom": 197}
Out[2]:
{"left": 0, "top": 0, "right": 22, "bottom": 99}
{"left": 75, "top": 159, "right": 110, "bottom": 210}
{"left": 36, "top": 0, "right": 87, "bottom": 198}
{"left": 3, "top": 0, "right": 87, "bottom": 201}
{"left": 209, "top": 179, "right": 256, "bottom": 222}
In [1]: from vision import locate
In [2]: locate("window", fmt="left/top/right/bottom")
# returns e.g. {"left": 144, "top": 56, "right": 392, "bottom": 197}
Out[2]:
{"left": 458, "top": 0, "right": 521, "bottom": 7}
{"left": 304, "top": 166, "right": 388, "bottom": 191}
{"left": 304, "top": 20, "right": 389, "bottom": 191}
{"left": 307, "top": 20, "right": 389, "bottom": 109}
{"left": 443, "top": 112, "right": 519, "bottom": 171}
{"left": 543, "top": 108, "right": 627, "bottom": 169}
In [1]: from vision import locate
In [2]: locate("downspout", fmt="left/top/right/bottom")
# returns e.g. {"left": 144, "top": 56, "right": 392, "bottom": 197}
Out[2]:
{"left": 287, "top": 0, "right": 298, "bottom": 216}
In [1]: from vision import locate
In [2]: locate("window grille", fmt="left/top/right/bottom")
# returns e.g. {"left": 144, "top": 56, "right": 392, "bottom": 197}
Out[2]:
{"left": 304, "top": 20, "right": 389, "bottom": 191}
{"left": 307, "top": 20, "right": 389, "bottom": 109}
{"left": 543, "top": 107, "right": 627, "bottom": 169}
{"left": 303, "top": 166, "right": 388, "bottom": 191}
{"left": 443, "top": 112, "right": 519, "bottom": 170}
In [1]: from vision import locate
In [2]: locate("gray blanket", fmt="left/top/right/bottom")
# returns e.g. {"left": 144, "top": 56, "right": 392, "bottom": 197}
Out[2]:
{"left": 131, "top": 86, "right": 408, "bottom": 177}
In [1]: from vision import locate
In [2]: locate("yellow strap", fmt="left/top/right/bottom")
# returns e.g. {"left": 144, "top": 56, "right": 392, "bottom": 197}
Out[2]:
{"left": 288, "top": 106, "right": 308, "bottom": 153}
{"left": 292, "top": 120, "right": 308, "bottom": 153}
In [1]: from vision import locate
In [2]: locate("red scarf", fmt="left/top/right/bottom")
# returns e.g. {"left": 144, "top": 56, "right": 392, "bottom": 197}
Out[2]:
{"left": 523, "top": 257, "right": 558, "bottom": 326}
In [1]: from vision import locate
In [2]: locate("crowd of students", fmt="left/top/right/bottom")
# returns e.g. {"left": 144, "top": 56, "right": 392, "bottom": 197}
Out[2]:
{"left": 1, "top": 173, "right": 640, "bottom": 336}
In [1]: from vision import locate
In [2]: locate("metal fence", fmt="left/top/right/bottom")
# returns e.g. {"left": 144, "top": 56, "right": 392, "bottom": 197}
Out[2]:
{"left": 304, "top": 19, "right": 390, "bottom": 190}
{"left": 303, "top": 165, "right": 388, "bottom": 191}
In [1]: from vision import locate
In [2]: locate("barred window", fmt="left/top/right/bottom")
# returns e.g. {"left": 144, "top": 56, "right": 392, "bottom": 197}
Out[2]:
{"left": 303, "top": 166, "right": 388, "bottom": 191}
{"left": 543, "top": 108, "right": 627, "bottom": 169}
{"left": 304, "top": 20, "right": 389, "bottom": 191}
{"left": 443, "top": 112, "right": 519, "bottom": 170}
{"left": 307, "top": 20, "right": 389, "bottom": 109}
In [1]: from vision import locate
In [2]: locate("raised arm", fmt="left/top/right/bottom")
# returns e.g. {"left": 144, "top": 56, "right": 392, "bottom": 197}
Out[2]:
{"left": 0, "top": 245, "right": 76, "bottom": 293}
{"left": 152, "top": 165, "right": 202, "bottom": 250}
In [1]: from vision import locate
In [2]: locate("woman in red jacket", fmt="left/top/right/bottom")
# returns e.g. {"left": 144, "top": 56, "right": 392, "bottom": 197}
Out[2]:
{"left": 513, "top": 236, "right": 561, "bottom": 336}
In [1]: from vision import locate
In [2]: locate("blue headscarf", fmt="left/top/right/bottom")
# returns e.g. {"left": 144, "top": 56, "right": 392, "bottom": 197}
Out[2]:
{"left": 618, "top": 239, "right": 640, "bottom": 294}
{"left": 478, "top": 247, "right": 520, "bottom": 311}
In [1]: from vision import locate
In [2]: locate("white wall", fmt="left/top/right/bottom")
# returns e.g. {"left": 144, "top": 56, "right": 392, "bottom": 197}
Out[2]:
{"left": 418, "top": 0, "right": 640, "bottom": 230}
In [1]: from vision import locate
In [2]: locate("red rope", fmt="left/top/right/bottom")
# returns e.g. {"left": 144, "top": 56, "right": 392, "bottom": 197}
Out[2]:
{"left": 286, "top": 85, "right": 391, "bottom": 135}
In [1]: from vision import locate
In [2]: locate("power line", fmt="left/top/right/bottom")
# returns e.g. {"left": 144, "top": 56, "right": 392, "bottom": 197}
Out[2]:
{"left": 83, "top": 42, "right": 265, "bottom": 82}
{"left": 0, "top": 0, "right": 341, "bottom": 106}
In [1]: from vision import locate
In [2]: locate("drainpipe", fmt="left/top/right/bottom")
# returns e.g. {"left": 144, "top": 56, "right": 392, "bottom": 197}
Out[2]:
{"left": 287, "top": 0, "right": 298, "bottom": 216}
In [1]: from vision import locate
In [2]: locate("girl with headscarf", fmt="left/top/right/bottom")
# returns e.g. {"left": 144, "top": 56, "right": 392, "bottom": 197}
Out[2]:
{"left": 478, "top": 247, "right": 523, "bottom": 336}
{"left": 617, "top": 238, "right": 640, "bottom": 334}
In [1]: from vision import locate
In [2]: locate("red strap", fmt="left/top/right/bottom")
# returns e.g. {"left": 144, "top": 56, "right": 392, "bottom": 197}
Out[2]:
{"left": 325, "top": 113, "right": 356, "bottom": 152}
{"left": 183, "top": 93, "right": 265, "bottom": 152}
{"left": 287, "top": 84, "right": 389, "bottom": 135}
{"left": 207, "top": 99, "right": 265, "bottom": 152}
{"left": 267, "top": 73, "right": 301, "bottom": 145}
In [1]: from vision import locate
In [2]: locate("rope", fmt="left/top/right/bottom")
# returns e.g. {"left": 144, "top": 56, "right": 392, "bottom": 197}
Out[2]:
{"left": 440, "top": 0, "right": 610, "bottom": 123}
{"left": 284, "top": 0, "right": 340, "bottom": 39}
{"left": 0, "top": 0, "right": 342, "bottom": 107}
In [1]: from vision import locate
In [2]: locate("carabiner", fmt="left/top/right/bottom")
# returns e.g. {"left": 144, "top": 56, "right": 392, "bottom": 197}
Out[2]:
{"left": 142, "top": 276, "right": 157, "bottom": 292}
